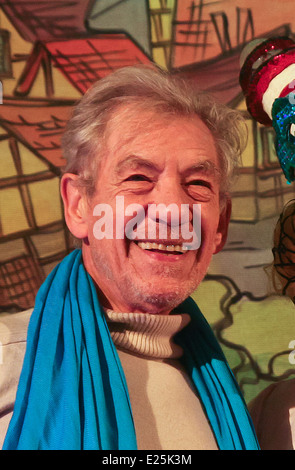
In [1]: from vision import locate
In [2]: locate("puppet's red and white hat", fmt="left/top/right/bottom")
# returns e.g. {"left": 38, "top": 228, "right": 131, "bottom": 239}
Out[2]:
{"left": 239, "top": 36, "right": 295, "bottom": 126}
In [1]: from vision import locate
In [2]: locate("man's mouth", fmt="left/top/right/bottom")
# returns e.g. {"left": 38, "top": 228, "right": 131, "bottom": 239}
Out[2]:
{"left": 133, "top": 240, "right": 189, "bottom": 254}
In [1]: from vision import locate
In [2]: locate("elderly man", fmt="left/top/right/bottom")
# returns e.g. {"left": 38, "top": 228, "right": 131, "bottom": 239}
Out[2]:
{"left": 1, "top": 65, "right": 259, "bottom": 450}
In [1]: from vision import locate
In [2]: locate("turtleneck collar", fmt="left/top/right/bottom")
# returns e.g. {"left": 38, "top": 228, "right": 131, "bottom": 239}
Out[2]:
{"left": 104, "top": 309, "right": 191, "bottom": 359}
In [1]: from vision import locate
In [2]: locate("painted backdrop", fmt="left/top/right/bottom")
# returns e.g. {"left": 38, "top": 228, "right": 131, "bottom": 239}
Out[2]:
{"left": 1, "top": 0, "right": 295, "bottom": 404}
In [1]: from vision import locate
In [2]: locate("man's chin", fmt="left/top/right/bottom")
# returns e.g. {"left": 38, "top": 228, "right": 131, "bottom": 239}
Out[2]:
{"left": 126, "top": 287, "right": 194, "bottom": 314}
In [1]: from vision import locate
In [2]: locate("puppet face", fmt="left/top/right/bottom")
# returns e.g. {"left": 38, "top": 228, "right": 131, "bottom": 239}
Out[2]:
{"left": 272, "top": 95, "right": 295, "bottom": 183}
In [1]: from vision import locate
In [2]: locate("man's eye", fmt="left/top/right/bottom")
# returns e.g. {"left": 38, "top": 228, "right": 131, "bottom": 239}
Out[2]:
{"left": 187, "top": 180, "right": 211, "bottom": 188}
{"left": 125, "top": 174, "right": 151, "bottom": 182}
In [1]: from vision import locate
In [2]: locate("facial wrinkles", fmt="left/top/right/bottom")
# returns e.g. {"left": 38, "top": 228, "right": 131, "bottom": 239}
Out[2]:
{"left": 105, "top": 107, "right": 164, "bottom": 161}
{"left": 83, "top": 110, "right": 222, "bottom": 313}
{"left": 110, "top": 134, "right": 214, "bottom": 252}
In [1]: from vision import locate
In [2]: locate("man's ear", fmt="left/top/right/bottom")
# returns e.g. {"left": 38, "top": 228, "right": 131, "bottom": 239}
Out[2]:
{"left": 213, "top": 195, "right": 232, "bottom": 254}
{"left": 60, "top": 173, "right": 89, "bottom": 240}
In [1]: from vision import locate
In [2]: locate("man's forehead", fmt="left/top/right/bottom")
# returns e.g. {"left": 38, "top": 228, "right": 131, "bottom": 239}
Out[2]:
{"left": 105, "top": 111, "right": 164, "bottom": 155}
{"left": 105, "top": 102, "right": 212, "bottom": 147}
{"left": 114, "top": 153, "right": 221, "bottom": 179}
{"left": 103, "top": 105, "right": 219, "bottom": 173}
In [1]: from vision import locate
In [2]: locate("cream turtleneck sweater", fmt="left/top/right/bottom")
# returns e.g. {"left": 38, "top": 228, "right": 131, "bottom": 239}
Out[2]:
{"left": 105, "top": 309, "right": 218, "bottom": 450}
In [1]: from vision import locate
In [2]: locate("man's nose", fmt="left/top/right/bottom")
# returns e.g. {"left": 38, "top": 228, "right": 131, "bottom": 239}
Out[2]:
{"left": 148, "top": 180, "right": 193, "bottom": 227}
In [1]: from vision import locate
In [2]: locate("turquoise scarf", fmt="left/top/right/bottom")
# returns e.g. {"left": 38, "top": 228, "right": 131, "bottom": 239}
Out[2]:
{"left": 3, "top": 249, "right": 259, "bottom": 450}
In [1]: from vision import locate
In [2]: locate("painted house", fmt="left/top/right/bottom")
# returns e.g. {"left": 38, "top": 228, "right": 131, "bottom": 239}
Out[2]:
{"left": 147, "top": 2, "right": 295, "bottom": 221}
{"left": 0, "top": 98, "right": 75, "bottom": 310}
{"left": 0, "top": 2, "right": 151, "bottom": 311}
{"left": 175, "top": 23, "right": 295, "bottom": 222}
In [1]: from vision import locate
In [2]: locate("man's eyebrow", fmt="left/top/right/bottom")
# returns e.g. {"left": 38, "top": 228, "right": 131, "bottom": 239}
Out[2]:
{"left": 115, "top": 155, "right": 161, "bottom": 175}
{"left": 182, "top": 160, "right": 221, "bottom": 179}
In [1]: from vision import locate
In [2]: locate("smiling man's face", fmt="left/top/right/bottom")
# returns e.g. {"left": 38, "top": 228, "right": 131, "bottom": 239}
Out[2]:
{"left": 80, "top": 106, "right": 231, "bottom": 314}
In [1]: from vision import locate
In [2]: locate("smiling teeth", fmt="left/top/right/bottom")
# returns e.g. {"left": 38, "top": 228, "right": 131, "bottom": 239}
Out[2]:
{"left": 136, "top": 241, "right": 188, "bottom": 253}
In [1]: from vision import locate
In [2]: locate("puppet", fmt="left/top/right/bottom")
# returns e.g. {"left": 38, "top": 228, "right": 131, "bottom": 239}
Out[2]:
{"left": 239, "top": 36, "right": 295, "bottom": 301}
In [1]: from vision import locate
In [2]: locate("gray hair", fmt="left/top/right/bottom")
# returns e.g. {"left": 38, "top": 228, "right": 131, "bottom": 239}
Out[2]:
{"left": 61, "top": 64, "right": 247, "bottom": 196}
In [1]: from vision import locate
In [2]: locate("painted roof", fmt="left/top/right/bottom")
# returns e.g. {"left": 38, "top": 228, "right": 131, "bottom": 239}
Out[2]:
{"left": 45, "top": 34, "right": 151, "bottom": 94}
{"left": 175, "top": 47, "right": 243, "bottom": 105}
{"left": 14, "top": 34, "right": 151, "bottom": 97}
{"left": 0, "top": 0, "right": 152, "bottom": 57}
{"left": 175, "top": 25, "right": 294, "bottom": 106}
{"left": 0, "top": 97, "right": 75, "bottom": 169}
{"left": 0, "top": 0, "right": 89, "bottom": 42}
